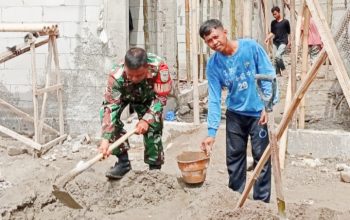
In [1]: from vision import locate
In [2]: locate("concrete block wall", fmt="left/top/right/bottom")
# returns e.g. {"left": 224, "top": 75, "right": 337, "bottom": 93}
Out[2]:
{"left": 0, "top": 0, "right": 129, "bottom": 137}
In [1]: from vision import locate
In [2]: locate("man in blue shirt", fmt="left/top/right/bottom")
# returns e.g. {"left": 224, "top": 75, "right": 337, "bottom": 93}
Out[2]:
{"left": 199, "top": 19, "right": 277, "bottom": 202}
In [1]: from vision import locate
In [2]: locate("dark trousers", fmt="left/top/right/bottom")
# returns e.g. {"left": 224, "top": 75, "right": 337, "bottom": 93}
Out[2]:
{"left": 226, "top": 110, "right": 271, "bottom": 202}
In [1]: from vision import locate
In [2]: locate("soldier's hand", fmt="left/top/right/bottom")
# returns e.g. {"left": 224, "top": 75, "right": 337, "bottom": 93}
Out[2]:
{"left": 136, "top": 119, "right": 149, "bottom": 134}
{"left": 201, "top": 136, "right": 215, "bottom": 157}
{"left": 98, "top": 139, "right": 111, "bottom": 159}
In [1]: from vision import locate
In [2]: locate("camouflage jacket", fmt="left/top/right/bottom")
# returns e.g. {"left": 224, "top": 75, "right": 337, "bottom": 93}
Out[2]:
{"left": 100, "top": 53, "right": 172, "bottom": 140}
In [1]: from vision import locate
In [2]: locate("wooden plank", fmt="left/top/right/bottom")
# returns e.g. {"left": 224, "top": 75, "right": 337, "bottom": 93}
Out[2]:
{"left": 36, "top": 84, "right": 62, "bottom": 95}
{"left": 236, "top": 49, "right": 328, "bottom": 208}
{"left": 40, "top": 134, "right": 67, "bottom": 155}
{"left": 185, "top": 0, "right": 191, "bottom": 83}
{"left": 30, "top": 42, "right": 40, "bottom": 143}
{"left": 298, "top": 8, "right": 311, "bottom": 129}
{"left": 0, "top": 98, "right": 59, "bottom": 135}
{"left": 306, "top": 0, "right": 350, "bottom": 106}
{"left": 0, "top": 38, "right": 49, "bottom": 64}
{"left": 295, "top": 0, "right": 305, "bottom": 58}
{"left": 51, "top": 36, "right": 65, "bottom": 137}
{"left": 191, "top": 0, "right": 200, "bottom": 125}
{"left": 0, "top": 125, "right": 41, "bottom": 150}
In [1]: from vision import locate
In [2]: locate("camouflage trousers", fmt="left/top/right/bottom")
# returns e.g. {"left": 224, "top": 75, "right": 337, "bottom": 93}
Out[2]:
{"left": 108, "top": 102, "right": 164, "bottom": 166}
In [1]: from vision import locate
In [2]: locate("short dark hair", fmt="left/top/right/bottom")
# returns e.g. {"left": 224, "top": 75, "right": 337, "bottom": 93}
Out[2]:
{"left": 125, "top": 47, "right": 147, "bottom": 69}
{"left": 199, "top": 19, "right": 223, "bottom": 39}
{"left": 271, "top": 6, "right": 280, "bottom": 13}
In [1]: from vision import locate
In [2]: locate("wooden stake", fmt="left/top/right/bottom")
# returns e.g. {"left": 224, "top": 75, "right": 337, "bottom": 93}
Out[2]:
{"left": 191, "top": 0, "right": 200, "bottom": 125}
{"left": 298, "top": 7, "right": 310, "bottom": 129}
{"left": 0, "top": 125, "right": 41, "bottom": 150}
{"left": 30, "top": 42, "right": 40, "bottom": 143}
{"left": 38, "top": 36, "right": 53, "bottom": 139}
{"left": 185, "top": 0, "right": 191, "bottom": 83}
{"left": 51, "top": 36, "right": 65, "bottom": 139}
{"left": 0, "top": 98, "right": 59, "bottom": 135}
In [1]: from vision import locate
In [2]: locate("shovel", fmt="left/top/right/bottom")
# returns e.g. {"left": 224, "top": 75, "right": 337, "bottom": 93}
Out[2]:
{"left": 52, "top": 128, "right": 137, "bottom": 209}
{"left": 255, "top": 74, "right": 286, "bottom": 218}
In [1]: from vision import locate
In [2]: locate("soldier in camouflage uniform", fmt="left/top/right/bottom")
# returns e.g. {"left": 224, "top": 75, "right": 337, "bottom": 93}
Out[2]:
{"left": 98, "top": 47, "right": 172, "bottom": 179}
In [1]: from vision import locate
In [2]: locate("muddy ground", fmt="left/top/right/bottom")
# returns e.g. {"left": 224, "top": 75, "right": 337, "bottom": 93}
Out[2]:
{"left": 1, "top": 124, "right": 350, "bottom": 220}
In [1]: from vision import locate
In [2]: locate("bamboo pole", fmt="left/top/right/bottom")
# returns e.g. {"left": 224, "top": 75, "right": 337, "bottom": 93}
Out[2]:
{"left": 51, "top": 36, "right": 65, "bottom": 139}
{"left": 290, "top": 0, "right": 297, "bottom": 129}
{"left": 185, "top": 0, "right": 191, "bottom": 83}
{"left": 230, "top": 0, "right": 237, "bottom": 39}
{"left": 0, "top": 98, "right": 59, "bottom": 135}
{"left": 0, "top": 39, "right": 49, "bottom": 64}
{"left": 191, "top": 0, "right": 200, "bottom": 125}
{"left": 0, "top": 23, "right": 58, "bottom": 33}
{"left": 143, "top": 0, "right": 150, "bottom": 52}
{"left": 325, "top": 0, "right": 333, "bottom": 78}
{"left": 30, "top": 41, "right": 40, "bottom": 143}
{"left": 38, "top": 36, "right": 53, "bottom": 140}
{"left": 279, "top": 0, "right": 305, "bottom": 169}
{"left": 298, "top": 7, "right": 310, "bottom": 129}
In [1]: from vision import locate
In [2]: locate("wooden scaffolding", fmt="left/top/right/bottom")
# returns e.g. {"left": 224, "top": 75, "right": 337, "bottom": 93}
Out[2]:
{"left": 0, "top": 23, "right": 67, "bottom": 154}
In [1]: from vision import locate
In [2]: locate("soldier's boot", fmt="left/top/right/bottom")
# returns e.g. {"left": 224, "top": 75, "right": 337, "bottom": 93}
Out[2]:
{"left": 105, "top": 153, "right": 131, "bottom": 179}
{"left": 149, "top": 164, "right": 161, "bottom": 170}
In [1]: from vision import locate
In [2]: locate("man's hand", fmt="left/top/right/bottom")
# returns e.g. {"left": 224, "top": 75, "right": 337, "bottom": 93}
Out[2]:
{"left": 136, "top": 119, "right": 149, "bottom": 134}
{"left": 98, "top": 139, "right": 111, "bottom": 159}
{"left": 201, "top": 136, "right": 215, "bottom": 156}
{"left": 264, "top": 37, "right": 270, "bottom": 45}
{"left": 258, "top": 110, "right": 268, "bottom": 125}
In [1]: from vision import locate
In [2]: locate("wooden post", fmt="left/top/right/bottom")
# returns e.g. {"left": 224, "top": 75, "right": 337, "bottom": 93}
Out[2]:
{"left": 290, "top": 0, "right": 297, "bottom": 128}
{"left": 30, "top": 42, "right": 40, "bottom": 143}
{"left": 325, "top": 0, "right": 333, "bottom": 78}
{"left": 230, "top": 0, "right": 237, "bottom": 39}
{"left": 191, "top": 0, "right": 200, "bottom": 125}
{"left": 242, "top": 1, "right": 252, "bottom": 38}
{"left": 236, "top": 49, "right": 328, "bottom": 208}
{"left": 185, "top": 0, "right": 191, "bottom": 83}
{"left": 38, "top": 36, "right": 53, "bottom": 140}
{"left": 143, "top": 0, "right": 150, "bottom": 52}
{"left": 298, "top": 7, "right": 310, "bottom": 129}
{"left": 51, "top": 36, "right": 65, "bottom": 140}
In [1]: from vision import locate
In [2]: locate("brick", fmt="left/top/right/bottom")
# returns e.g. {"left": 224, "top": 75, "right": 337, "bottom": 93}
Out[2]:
{"left": 2, "top": 7, "right": 42, "bottom": 22}
{"left": 43, "top": 6, "right": 84, "bottom": 22}
{"left": 0, "top": 69, "right": 31, "bottom": 85}
{"left": 86, "top": 6, "right": 101, "bottom": 22}
{"left": 4, "top": 53, "right": 46, "bottom": 70}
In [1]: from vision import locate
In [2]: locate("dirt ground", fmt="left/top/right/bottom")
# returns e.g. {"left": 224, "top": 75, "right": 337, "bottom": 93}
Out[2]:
{"left": 1, "top": 124, "right": 350, "bottom": 220}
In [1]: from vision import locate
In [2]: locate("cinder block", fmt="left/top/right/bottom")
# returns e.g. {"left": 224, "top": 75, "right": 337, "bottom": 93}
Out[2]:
{"left": 0, "top": 0, "right": 23, "bottom": 6}
{"left": 0, "top": 69, "right": 31, "bottom": 85}
{"left": 43, "top": 6, "right": 84, "bottom": 22}
{"left": 4, "top": 53, "right": 47, "bottom": 70}
{"left": 24, "top": 0, "right": 64, "bottom": 6}
{"left": 2, "top": 7, "right": 42, "bottom": 22}
{"left": 61, "top": 22, "right": 81, "bottom": 38}
{"left": 86, "top": 6, "right": 101, "bottom": 22}
{"left": 56, "top": 37, "right": 71, "bottom": 54}
{"left": 58, "top": 53, "right": 76, "bottom": 69}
